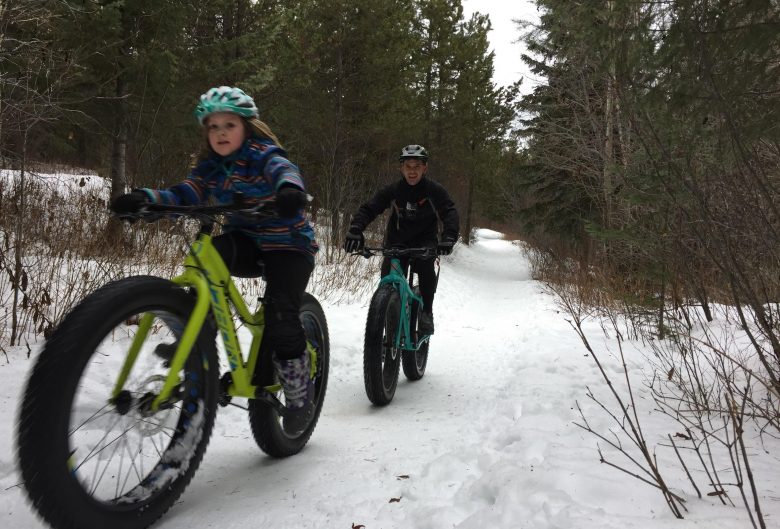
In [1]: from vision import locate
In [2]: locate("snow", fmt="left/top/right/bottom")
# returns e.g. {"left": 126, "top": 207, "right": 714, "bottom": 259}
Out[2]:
{"left": 1, "top": 229, "right": 777, "bottom": 528}
{"left": 0, "top": 168, "right": 107, "bottom": 196}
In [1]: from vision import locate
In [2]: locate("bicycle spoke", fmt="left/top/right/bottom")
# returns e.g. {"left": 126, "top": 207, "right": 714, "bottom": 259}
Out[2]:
{"left": 123, "top": 429, "right": 145, "bottom": 494}
{"left": 108, "top": 423, "right": 136, "bottom": 498}
{"left": 115, "top": 436, "right": 125, "bottom": 499}
{"left": 74, "top": 417, "right": 137, "bottom": 474}
{"left": 69, "top": 402, "right": 115, "bottom": 436}
{"left": 138, "top": 416, "right": 177, "bottom": 437}
{"left": 149, "top": 429, "right": 165, "bottom": 460}
{"left": 88, "top": 416, "right": 129, "bottom": 496}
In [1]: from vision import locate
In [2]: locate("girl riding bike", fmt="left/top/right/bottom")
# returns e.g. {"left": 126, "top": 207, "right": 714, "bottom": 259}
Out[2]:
{"left": 111, "top": 86, "right": 317, "bottom": 434}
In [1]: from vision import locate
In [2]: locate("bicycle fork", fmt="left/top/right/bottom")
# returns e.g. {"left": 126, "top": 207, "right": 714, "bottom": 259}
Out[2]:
{"left": 393, "top": 288, "right": 429, "bottom": 352}
{"left": 110, "top": 274, "right": 212, "bottom": 414}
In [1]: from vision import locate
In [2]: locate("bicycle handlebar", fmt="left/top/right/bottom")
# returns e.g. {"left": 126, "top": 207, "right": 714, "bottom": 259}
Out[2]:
{"left": 355, "top": 246, "right": 437, "bottom": 259}
{"left": 114, "top": 200, "right": 279, "bottom": 224}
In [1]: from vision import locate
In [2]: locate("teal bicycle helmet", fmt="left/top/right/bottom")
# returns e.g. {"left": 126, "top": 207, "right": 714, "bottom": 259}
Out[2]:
{"left": 399, "top": 144, "right": 428, "bottom": 162}
{"left": 194, "top": 86, "right": 259, "bottom": 124}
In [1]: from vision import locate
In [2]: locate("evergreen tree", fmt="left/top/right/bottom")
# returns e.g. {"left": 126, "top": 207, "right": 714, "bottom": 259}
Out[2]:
{"left": 413, "top": 0, "right": 516, "bottom": 241}
{"left": 515, "top": 1, "right": 611, "bottom": 253}
{"left": 260, "top": 0, "right": 420, "bottom": 256}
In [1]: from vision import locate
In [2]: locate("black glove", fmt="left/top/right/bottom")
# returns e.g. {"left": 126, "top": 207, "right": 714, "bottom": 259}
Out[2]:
{"left": 110, "top": 191, "right": 148, "bottom": 216}
{"left": 437, "top": 236, "right": 456, "bottom": 256}
{"left": 343, "top": 226, "right": 365, "bottom": 253}
{"left": 276, "top": 186, "right": 307, "bottom": 218}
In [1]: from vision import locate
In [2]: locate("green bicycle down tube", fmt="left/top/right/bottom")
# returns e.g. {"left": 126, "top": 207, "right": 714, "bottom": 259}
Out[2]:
{"left": 110, "top": 311, "right": 156, "bottom": 400}
{"left": 149, "top": 269, "right": 212, "bottom": 411}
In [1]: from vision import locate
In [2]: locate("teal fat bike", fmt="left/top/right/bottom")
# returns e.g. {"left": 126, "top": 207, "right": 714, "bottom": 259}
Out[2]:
{"left": 354, "top": 246, "right": 435, "bottom": 405}
{"left": 16, "top": 202, "right": 329, "bottom": 529}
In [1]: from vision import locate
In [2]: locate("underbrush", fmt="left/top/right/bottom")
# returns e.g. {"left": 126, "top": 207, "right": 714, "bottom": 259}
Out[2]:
{"left": 0, "top": 168, "right": 379, "bottom": 352}
{"left": 524, "top": 245, "right": 779, "bottom": 526}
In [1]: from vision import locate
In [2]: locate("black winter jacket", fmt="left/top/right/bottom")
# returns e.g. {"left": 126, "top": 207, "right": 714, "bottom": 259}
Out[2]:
{"left": 350, "top": 177, "right": 459, "bottom": 246}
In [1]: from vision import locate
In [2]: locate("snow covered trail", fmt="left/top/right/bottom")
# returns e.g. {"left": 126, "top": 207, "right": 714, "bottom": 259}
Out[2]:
{"left": 1, "top": 230, "right": 773, "bottom": 528}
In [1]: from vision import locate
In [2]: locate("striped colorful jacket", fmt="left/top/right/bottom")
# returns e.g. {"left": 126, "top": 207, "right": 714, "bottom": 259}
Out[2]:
{"left": 138, "top": 136, "right": 318, "bottom": 260}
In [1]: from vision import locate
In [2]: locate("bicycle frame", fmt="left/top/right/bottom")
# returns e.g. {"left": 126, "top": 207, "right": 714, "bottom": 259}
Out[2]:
{"left": 111, "top": 231, "right": 315, "bottom": 412}
{"left": 379, "top": 257, "right": 431, "bottom": 352}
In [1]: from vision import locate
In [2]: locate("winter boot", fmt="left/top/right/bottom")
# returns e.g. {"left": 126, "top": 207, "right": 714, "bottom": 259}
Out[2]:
{"left": 418, "top": 311, "right": 434, "bottom": 336}
{"left": 272, "top": 351, "right": 314, "bottom": 435}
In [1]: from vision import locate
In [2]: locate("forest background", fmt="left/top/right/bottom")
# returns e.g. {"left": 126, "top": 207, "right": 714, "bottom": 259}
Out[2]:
{"left": 1, "top": 1, "right": 779, "bottom": 525}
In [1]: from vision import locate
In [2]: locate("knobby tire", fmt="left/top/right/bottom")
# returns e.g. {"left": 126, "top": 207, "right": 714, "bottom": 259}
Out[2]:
{"left": 363, "top": 285, "right": 402, "bottom": 405}
{"left": 248, "top": 293, "right": 330, "bottom": 457}
{"left": 17, "top": 276, "right": 219, "bottom": 529}
{"left": 401, "top": 286, "right": 429, "bottom": 381}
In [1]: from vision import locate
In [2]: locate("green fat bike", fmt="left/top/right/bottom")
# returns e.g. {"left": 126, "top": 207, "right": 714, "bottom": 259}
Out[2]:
{"left": 356, "top": 246, "right": 435, "bottom": 406}
{"left": 16, "top": 202, "right": 329, "bottom": 529}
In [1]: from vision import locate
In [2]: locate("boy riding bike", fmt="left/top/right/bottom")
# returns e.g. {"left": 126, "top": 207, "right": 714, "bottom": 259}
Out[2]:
{"left": 343, "top": 144, "right": 459, "bottom": 335}
{"left": 111, "top": 86, "right": 317, "bottom": 434}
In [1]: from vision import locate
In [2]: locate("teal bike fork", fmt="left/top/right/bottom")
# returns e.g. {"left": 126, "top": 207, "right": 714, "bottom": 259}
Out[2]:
{"left": 379, "top": 258, "right": 429, "bottom": 353}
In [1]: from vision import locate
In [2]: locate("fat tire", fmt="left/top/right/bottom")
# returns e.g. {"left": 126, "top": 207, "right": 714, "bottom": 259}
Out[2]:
{"left": 402, "top": 287, "right": 429, "bottom": 381}
{"left": 17, "top": 276, "right": 219, "bottom": 529}
{"left": 363, "top": 285, "right": 401, "bottom": 405}
{"left": 248, "top": 293, "right": 330, "bottom": 457}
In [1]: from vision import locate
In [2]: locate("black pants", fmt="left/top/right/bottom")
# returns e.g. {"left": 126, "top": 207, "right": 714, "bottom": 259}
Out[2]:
{"left": 213, "top": 231, "right": 313, "bottom": 360}
{"left": 380, "top": 252, "right": 437, "bottom": 315}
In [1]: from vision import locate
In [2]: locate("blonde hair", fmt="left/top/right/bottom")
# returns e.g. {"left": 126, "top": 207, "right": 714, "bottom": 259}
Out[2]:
{"left": 247, "top": 117, "right": 282, "bottom": 148}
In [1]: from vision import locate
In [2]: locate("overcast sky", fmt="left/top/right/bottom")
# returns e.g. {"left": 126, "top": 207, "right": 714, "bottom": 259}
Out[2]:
{"left": 461, "top": 0, "right": 542, "bottom": 94}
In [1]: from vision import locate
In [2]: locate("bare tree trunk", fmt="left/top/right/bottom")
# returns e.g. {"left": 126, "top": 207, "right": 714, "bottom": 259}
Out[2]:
{"left": 10, "top": 128, "right": 27, "bottom": 346}
{"left": 110, "top": 75, "right": 128, "bottom": 199}
{"left": 0, "top": 0, "right": 6, "bottom": 170}
{"left": 695, "top": 280, "right": 713, "bottom": 322}
{"left": 423, "top": 28, "right": 434, "bottom": 147}
{"left": 602, "top": 0, "right": 616, "bottom": 231}
{"left": 462, "top": 140, "right": 476, "bottom": 244}
{"left": 657, "top": 272, "right": 666, "bottom": 339}
{"left": 110, "top": 3, "right": 133, "bottom": 199}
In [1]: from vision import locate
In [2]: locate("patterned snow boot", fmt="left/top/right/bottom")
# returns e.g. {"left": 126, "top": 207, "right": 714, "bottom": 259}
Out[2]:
{"left": 272, "top": 351, "right": 314, "bottom": 435}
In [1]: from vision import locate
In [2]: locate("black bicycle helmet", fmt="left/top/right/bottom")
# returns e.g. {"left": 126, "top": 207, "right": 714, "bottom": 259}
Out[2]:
{"left": 399, "top": 144, "right": 429, "bottom": 162}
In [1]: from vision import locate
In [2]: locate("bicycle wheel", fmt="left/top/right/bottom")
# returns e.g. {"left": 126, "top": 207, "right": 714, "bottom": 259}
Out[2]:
{"left": 402, "top": 286, "right": 429, "bottom": 381}
{"left": 249, "top": 292, "right": 330, "bottom": 457}
{"left": 364, "top": 285, "right": 402, "bottom": 405}
{"left": 17, "top": 276, "right": 219, "bottom": 529}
